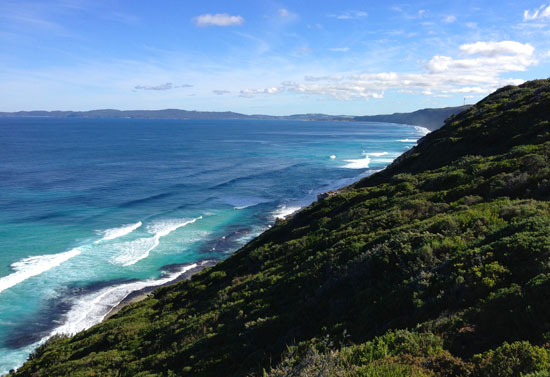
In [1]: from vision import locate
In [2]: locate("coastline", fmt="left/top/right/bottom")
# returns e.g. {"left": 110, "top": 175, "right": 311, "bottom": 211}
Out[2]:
{"left": 105, "top": 259, "right": 218, "bottom": 320}
{"left": 0, "top": 119, "right": 429, "bottom": 375}
{"left": 104, "top": 166, "right": 403, "bottom": 323}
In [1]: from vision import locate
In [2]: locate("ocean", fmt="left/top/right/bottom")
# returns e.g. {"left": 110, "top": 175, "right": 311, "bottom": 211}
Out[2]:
{"left": 0, "top": 117, "right": 427, "bottom": 374}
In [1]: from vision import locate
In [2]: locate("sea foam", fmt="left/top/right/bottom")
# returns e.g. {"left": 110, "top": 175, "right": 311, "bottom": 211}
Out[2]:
{"left": 95, "top": 221, "right": 142, "bottom": 243}
{"left": 50, "top": 261, "right": 204, "bottom": 335}
{"left": 0, "top": 248, "right": 81, "bottom": 295}
{"left": 110, "top": 217, "right": 202, "bottom": 266}
{"left": 369, "top": 152, "right": 389, "bottom": 157}
{"left": 414, "top": 126, "right": 431, "bottom": 136}
{"left": 272, "top": 205, "right": 301, "bottom": 220}
{"left": 342, "top": 155, "right": 371, "bottom": 169}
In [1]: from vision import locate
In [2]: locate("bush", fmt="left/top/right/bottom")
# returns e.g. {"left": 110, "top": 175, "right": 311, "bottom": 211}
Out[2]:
{"left": 474, "top": 341, "right": 550, "bottom": 377}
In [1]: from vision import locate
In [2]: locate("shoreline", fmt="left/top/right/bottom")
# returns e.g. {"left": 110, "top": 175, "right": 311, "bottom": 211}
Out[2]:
{"left": 103, "top": 205, "right": 313, "bottom": 321}
{"left": 105, "top": 175, "right": 376, "bottom": 321}
{"left": 105, "top": 259, "right": 218, "bottom": 320}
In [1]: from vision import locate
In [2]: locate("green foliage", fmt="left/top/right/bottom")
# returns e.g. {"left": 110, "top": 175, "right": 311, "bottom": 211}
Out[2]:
{"left": 12, "top": 79, "right": 550, "bottom": 377}
{"left": 474, "top": 341, "right": 550, "bottom": 377}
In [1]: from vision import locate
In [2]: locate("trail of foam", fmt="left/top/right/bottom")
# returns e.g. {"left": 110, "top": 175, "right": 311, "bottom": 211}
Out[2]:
{"left": 272, "top": 205, "right": 302, "bottom": 220}
{"left": 397, "top": 138, "right": 417, "bottom": 142}
{"left": 95, "top": 221, "right": 142, "bottom": 243}
{"left": 0, "top": 249, "right": 81, "bottom": 295}
{"left": 110, "top": 217, "right": 202, "bottom": 266}
{"left": 414, "top": 126, "right": 431, "bottom": 136}
{"left": 342, "top": 155, "right": 371, "bottom": 169}
{"left": 49, "top": 261, "right": 207, "bottom": 336}
{"left": 369, "top": 152, "right": 389, "bottom": 157}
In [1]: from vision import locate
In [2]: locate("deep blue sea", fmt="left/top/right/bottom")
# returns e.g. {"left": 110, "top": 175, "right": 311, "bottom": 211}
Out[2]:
{"left": 0, "top": 117, "right": 427, "bottom": 374}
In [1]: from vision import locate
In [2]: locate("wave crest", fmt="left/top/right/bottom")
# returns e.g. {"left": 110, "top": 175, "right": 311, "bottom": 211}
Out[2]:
{"left": 0, "top": 249, "right": 81, "bottom": 294}
{"left": 342, "top": 155, "right": 371, "bottom": 169}
{"left": 110, "top": 217, "right": 202, "bottom": 266}
{"left": 95, "top": 222, "right": 142, "bottom": 243}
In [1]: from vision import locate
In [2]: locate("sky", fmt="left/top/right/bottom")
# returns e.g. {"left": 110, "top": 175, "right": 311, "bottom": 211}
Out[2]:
{"left": 1, "top": 0, "right": 550, "bottom": 115}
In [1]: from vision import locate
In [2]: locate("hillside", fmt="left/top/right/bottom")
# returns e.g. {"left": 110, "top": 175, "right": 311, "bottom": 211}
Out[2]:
{"left": 0, "top": 106, "right": 466, "bottom": 130}
{"left": 11, "top": 79, "right": 550, "bottom": 377}
{"left": 0, "top": 109, "right": 252, "bottom": 120}
{"left": 353, "top": 105, "right": 472, "bottom": 131}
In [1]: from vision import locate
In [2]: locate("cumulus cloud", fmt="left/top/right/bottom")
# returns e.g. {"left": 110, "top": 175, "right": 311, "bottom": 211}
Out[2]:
{"left": 328, "top": 10, "right": 367, "bottom": 20}
{"left": 459, "top": 41, "right": 534, "bottom": 57}
{"left": 213, "top": 89, "right": 231, "bottom": 95}
{"left": 524, "top": 4, "right": 550, "bottom": 21}
{"left": 134, "top": 83, "right": 193, "bottom": 91}
{"left": 194, "top": 13, "right": 243, "bottom": 27}
{"left": 240, "top": 40, "right": 536, "bottom": 101}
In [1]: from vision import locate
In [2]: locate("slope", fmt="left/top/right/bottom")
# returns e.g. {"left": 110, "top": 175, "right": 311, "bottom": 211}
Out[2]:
{"left": 353, "top": 105, "right": 472, "bottom": 131}
{"left": 12, "top": 79, "right": 550, "bottom": 377}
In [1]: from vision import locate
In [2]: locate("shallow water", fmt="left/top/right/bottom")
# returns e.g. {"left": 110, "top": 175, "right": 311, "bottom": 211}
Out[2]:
{"left": 0, "top": 117, "right": 426, "bottom": 373}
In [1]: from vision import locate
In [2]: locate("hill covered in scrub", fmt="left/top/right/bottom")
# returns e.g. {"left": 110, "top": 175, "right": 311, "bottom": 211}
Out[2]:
{"left": 353, "top": 105, "right": 472, "bottom": 131}
{"left": 11, "top": 79, "right": 550, "bottom": 377}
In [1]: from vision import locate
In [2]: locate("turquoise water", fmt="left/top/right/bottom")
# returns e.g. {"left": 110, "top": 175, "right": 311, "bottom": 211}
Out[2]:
{"left": 0, "top": 117, "right": 426, "bottom": 374}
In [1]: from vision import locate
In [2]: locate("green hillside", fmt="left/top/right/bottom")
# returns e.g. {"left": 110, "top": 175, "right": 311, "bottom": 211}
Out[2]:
{"left": 353, "top": 105, "right": 471, "bottom": 131}
{"left": 12, "top": 79, "right": 550, "bottom": 377}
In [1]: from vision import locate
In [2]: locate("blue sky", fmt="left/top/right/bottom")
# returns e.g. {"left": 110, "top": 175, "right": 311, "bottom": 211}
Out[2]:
{"left": 1, "top": 0, "right": 550, "bottom": 115}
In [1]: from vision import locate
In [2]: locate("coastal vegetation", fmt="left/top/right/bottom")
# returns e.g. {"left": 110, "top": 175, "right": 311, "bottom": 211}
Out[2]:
{"left": 11, "top": 79, "right": 550, "bottom": 376}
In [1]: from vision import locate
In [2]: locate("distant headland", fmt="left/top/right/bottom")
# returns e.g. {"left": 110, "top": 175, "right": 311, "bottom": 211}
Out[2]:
{"left": 0, "top": 105, "right": 471, "bottom": 131}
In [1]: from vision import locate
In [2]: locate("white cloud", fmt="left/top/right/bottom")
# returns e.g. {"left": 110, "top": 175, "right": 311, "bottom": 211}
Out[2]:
{"left": 134, "top": 83, "right": 193, "bottom": 91}
{"left": 239, "top": 40, "right": 536, "bottom": 101}
{"left": 240, "top": 87, "right": 282, "bottom": 97}
{"left": 304, "top": 76, "right": 343, "bottom": 82}
{"left": 459, "top": 41, "right": 534, "bottom": 57}
{"left": 213, "top": 90, "right": 231, "bottom": 95}
{"left": 329, "top": 47, "right": 350, "bottom": 52}
{"left": 194, "top": 13, "right": 243, "bottom": 27}
{"left": 443, "top": 15, "right": 456, "bottom": 23}
{"left": 524, "top": 4, "right": 550, "bottom": 21}
{"left": 279, "top": 8, "right": 298, "bottom": 20}
{"left": 328, "top": 10, "right": 368, "bottom": 20}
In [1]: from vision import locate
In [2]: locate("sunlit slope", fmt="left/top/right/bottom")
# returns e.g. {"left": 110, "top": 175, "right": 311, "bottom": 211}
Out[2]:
{"left": 13, "top": 79, "right": 550, "bottom": 377}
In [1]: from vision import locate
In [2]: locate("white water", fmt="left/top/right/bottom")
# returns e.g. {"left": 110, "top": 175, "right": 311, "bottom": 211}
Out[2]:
{"left": 369, "top": 152, "right": 389, "bottom": 157}
{"left": 95, "top": 222, "right": 142, "bottom": 242}
{"left": 342, "top": 155, "right": 371, "bottom": 169}
{"left": 110, "top": 217, "right": 202, "bottom": 266}
{"left": 414, "top": 126, "right": 431, "bottom": 136}
{"left": 51, "top": 262, "right": 202, "bottom": 336}
{"left": 272, "top": 205, "right": 302, "bottom": 219}
{"left": 0, "top": 248, "right": 81, "bottom": 295}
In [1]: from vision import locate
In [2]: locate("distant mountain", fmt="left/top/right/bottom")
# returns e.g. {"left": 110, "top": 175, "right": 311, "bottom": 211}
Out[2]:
{"left": 353, "top": 105, "right": 472, "bottom": 131}
{"left": 0, "top": 106, "right": 469, "bottom": 130}
{"left": 0, "top": 109, "right": 253, "bottom": 120}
